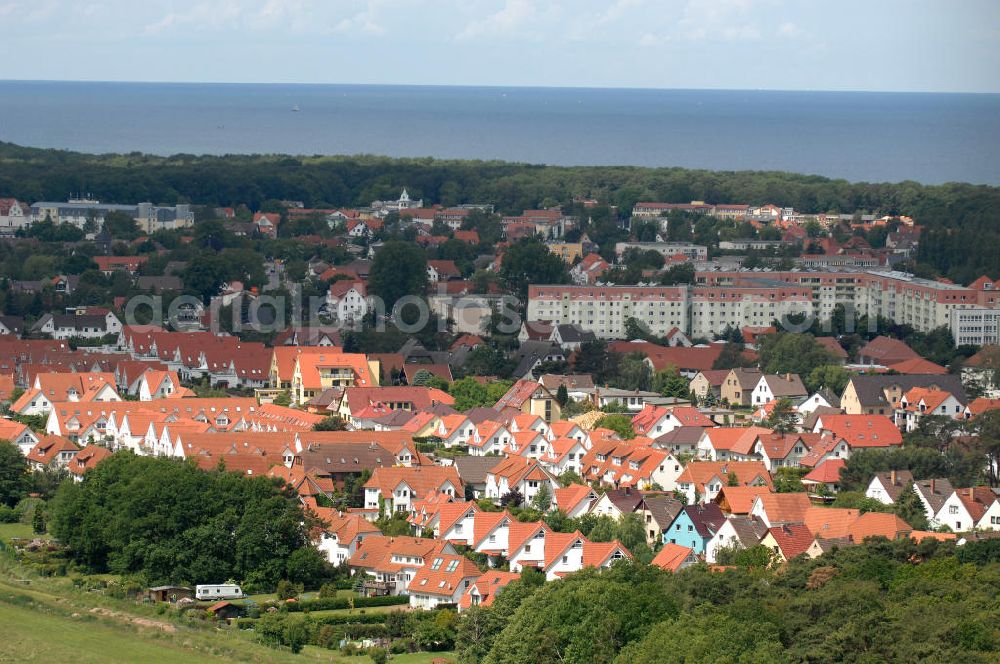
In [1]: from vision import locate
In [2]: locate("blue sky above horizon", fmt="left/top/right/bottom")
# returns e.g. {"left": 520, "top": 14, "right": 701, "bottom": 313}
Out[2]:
{"left": 1, "top": 0, "right": 997, "bottom": 93}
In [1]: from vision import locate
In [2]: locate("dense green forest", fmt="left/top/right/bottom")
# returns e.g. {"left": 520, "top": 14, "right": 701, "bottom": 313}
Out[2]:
{"left": 49, "top": 453, "right": 330, "bottom": 590}
{"left": 1, "top": 142, "right": 999, "bottom": 282}
{"left": 455, "top": 539, "right": 1000, "bottom": 664}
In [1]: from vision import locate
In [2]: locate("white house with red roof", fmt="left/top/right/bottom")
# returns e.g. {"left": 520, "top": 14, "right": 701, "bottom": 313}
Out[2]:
{"left": 408, "top": 554, "right": 482, "bottom": 609}
{"left": 484, "top": 457, "right": 559, "bottom": 508}
{"left": 936, "top": 487, "right": 1000, "bottom": 533}
{"left": 554, "top": 484, "right": 599, "bottom": 518}
{"left": 468, "top": 420, "right": 511, "bottom": 456}
{"left": 472, "top": 510, "right": 515, "bottom": 557}
{"left": 457, "top": 571, "right": 521, "bottom": 611}
{"left": 570, "top": 253, "right": 610, "bottom": 285}
{"left": 435, "top": 414, "right": 477, "bottom": 449}
{"left": 312, "top": 507, "right": 383, "bottom": 566}
{"left": 894, "top": 386, "right": 965, "bottom": 433}
{"left": 253, "top": 212, "right": 280, "bottom": 237}
{"left": 539, "top": 436, "right": 589, "bottom": 475}
{"left": 812, "top": 414, "right": 903, "bottom": 452}
{"left": 364, "top": 466, "right": 463, "bottom": 515}
{"left": 540, "top": 532, "right": 631, "bottom": 581}
{"left": 508, "top": 429, "right": 549, "bottom": 459}
{"left": 136, "top": 370, "right": 187, "bottom": 401}
{"left": 506, "top": 521, "right": 553, "bottom": 570}
{"left": 326, "top": 281, "right": 371, "bottom": 323}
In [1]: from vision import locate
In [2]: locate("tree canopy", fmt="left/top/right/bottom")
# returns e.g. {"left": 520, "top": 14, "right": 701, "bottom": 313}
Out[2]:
{"left": 50, "top": 453, "right": 316, "bottom": 588}
{"left": 368, "top": 240, "right": 428, "bottom": 311}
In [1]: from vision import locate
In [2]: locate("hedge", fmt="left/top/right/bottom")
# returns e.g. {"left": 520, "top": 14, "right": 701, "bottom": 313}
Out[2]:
{"left": 284, "top": 594, "right": 409, "bottom": 613}
{"left": 313, "top": 612, "right": 395, "bottom": 626}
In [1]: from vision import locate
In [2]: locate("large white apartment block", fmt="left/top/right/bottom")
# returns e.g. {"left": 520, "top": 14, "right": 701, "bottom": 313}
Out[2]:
{"left": 526, "top": 285, "right": 812, "bottom": 340}
{"left": 31, "top": 199, "right": 194, "bottom": 233}
{"left": 951, "top": 308, "right": 1000, "bottom": 346}
{"left": 528, "top": 285, "right": 688, "bottom": 339}
{"left": 529, "top": 269, "right": 999, "bottom": 343}
{"left": 614, "top": 242, "right": 708, "bottom": 261}
{"left": 697, "top": 269, "right": 998, "bottom": 336}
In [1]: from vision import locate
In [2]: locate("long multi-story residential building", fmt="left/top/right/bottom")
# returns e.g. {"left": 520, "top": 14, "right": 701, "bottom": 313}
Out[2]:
{"left": 528, "top": 269, "right": 999, "bottom": 344}
{"left": 30, "top": 199, "right": 194, "bottom": 233}
{"left": 526, "top": 284, "right": 812, "bottom": 340}
{"left": 696, "top": 269, "right": 997, "bottom": 334}
{"left": 950, "top": 308, "right": 1000, "bottom": 346}
{"left": 631, "top": 201, "right": 748, "bottom": 220}
{"left": 614, "top": 242, "right": 708, "bottom": 261}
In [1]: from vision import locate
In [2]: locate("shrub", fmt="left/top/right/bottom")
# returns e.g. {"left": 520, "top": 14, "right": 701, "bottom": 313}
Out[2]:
{"left": 276, "top": 579, "right": 303, "bottom": 601}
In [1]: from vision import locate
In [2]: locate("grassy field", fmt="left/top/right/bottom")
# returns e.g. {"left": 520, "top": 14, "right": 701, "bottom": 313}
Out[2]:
{"left": 0, "top": 524, "right": 452, "bottom": 662}
{"left": 0, "top": 522, "right": 35, "bottom": 543}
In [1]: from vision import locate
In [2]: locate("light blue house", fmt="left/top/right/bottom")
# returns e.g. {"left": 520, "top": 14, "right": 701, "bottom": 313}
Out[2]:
{"left": 664, "top": 504, "right": 726, "bottom": 554}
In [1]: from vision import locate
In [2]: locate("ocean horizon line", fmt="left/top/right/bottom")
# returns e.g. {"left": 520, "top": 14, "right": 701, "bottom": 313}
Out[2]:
{"left": 1, "top": 78, "right": 997, "bottom": 97}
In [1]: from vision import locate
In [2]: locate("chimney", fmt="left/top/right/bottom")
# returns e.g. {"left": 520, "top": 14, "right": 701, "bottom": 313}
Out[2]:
{"left": 890, "top": 470, "right": 897, "bottom": 486}
{"left": 930, "top": 479, "right": 936, "bottom": 493}
{"left": 968, "top": 487, "right": 974, "bottom": 499}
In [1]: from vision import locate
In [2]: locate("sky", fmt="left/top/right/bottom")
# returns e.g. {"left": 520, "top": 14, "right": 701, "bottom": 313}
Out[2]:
{"left": 0, "top": 0, "right": 998, "bottom": 92}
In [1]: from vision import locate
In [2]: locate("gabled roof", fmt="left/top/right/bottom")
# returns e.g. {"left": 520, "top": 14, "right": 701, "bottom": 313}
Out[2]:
{"left": 668, "top": 407, "right": 714, "bottom": 428}
{"left": 888, "top": 357, "right": 948, "bottom": 375}
{"left": 472, "top": 510, "right": 513, "bottom": 549}
{"left": 701, "top": 427, "right": 772, "bottom": 456}
{"left": 754, "top": 492, "right": 812, "bottom": 525}
{"left": 453, "top": 455, "right": 504, "bottom": 486}
{"left": 364, "top": 466, "right": 463, "bottom": 501}
{"left": 640, "top": 493, "right": 684, "bottom": 528}
{"left": 912, "top": 478, "right": 954, "bottom": 515}
{"left": 651, "top": 543, "right": 695, "bottom": 572}
{"left": 26, "top": 435, "right": 79, "bottom": 465}
{"left": 677, "top": 461, "right": 773, "bottom": 494}
{"left": 348, "top": 535, "right": 450, "bottom": 572}
{"left": 494, "top": 380, "right": 549, "bottom": 411}
{"left": 597, "top": 488, "right": 645, "bottom": 514}
{"left": 900, "top": 387, "right": 959, "bottom": 413}
{"left": 437, "top": 501, "right": 481, "bottom": 534}
{"left": 67, "top": 444, "right": 112, "bottom": 476}
{"left": 654, "top": 425, "right": 706, "bottom": 447}
{"left": 814, "top": 336, "right": 849, "bottom": 360}
{"left": 682, "top": 503, "right": 727, "bottom": 538}
{"left": 802, "top": 458, "right": 845, "bottom": 485}
{"left": 954, "top": 487, "right": 999, "bottom": 524}
{"left": 858, "top": 336, "right": 919, "bottom": 365}
{"left": 767, "top": 524, "right": 814, "bottom": 559}
{"left": 715, "top": 485, "right": 774, "bottom": 515}
{"left": 848, "top": 512, "right": 913, "bottom": 541}
{"left": 727, "top": 515, "right": 768, "bottom": 547}
{"left": 869, "top": 470, "right": 915, "bottom": 501}
{"left": 694, "top": 369, "right": 731, "bottom": 387}
{"left": 760, "top": 374, "right": 808, "bottom": 397}
{"left": 966, "top": 397, "right": 1000, "bottom": 418}
{"left": 846, "top": 374, "right": 966, "bottom": 409}
{"left": 803, "top": 507, "right": 860, "bottom": 540}
{"left": 554, "top": 484, "right": 597, "bottom": 514}
{"left": 816, "top": 414, "right": 902, "bottom": 448}
{"left": 457, "top": 571, "right": 520, "bottom": 609}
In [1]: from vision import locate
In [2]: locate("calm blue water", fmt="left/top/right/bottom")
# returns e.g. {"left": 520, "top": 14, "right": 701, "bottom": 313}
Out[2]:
{"left": 0, "top": 81, "right": 998, "bottom": 185}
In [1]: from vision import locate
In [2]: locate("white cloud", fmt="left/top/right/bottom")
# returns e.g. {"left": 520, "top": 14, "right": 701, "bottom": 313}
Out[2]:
{"left": 458, "top": 0, "right": 538, "bottom": 41}
{"left": 144, "top": 1, "right": 244, "bottom": 35}
{"left": 777, "top": 21, "right": 803, "bottom": 38}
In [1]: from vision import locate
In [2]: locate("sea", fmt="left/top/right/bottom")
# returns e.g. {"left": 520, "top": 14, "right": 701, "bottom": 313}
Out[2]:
{"left": 0, "top": 80, "right": 998, "bottom": 185}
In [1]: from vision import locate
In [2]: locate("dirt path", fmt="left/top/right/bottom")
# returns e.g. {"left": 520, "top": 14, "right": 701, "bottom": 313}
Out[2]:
{"left": 88, "top": 606, "right": 178, "bottom": 633}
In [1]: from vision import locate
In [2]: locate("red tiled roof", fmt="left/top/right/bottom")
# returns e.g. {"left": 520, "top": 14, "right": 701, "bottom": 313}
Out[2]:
{"left": 651, "top": 543, "right": 694, "bottom": 572}
{"left": 817, "top": 414, "right": 902, "bottom": 448}
{"left": 767, "top": 524, "right": 814, "bottom": 559}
